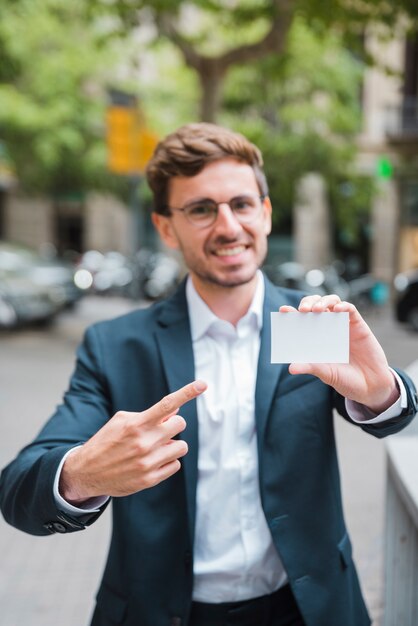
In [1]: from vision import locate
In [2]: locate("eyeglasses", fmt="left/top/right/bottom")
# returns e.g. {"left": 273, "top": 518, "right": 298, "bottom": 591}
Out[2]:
{"left": 168, "top": 194, "right": 266, "bottom": 228}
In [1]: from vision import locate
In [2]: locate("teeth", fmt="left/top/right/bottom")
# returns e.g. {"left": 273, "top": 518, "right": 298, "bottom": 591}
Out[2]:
{"left": 215, "top": 246, "right": 246, "bottom": 257}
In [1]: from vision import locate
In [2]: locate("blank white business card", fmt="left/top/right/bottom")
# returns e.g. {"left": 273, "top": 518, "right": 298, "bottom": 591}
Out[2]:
{"left": 271, "top": 312, "right": 349, "bottom": 364}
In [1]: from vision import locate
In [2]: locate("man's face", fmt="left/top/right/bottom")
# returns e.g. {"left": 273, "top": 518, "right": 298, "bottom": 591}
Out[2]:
{"left": 152, "top": 158, "right": 272, "bottom": 293}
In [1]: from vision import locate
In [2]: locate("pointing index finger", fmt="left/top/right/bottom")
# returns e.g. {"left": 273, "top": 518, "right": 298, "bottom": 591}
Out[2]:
{"left": 147, "top": 380, "right": 207, "bottom": 422}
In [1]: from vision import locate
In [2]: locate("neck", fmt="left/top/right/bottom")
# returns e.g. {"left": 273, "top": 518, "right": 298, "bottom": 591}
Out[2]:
{"left": 190, "top": 274, "right": 259, "bottom": 325}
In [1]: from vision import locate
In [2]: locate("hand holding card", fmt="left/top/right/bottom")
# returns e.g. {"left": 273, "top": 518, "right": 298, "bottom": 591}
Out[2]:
{"left": 273, "top": 294, "right": 398, "bottom": 414}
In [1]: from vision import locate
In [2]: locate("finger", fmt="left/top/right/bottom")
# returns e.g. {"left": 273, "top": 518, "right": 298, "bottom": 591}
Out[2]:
{"left": 311, "top": 294, "right": 342, "bottom": 312}
{"left": 333, "top": 300, "right": 373, "bottom": 334}
{"left": 279, "top": 305, "right": 298, "bottom": 312}
{"left": 289, "top": 362, "right": 323, "bottom": 376}
{"left": 158, "top": 413, "right": 187, "bottom": 441}
{"left": 333, "top": 300, "right": 362, "bottom": 321}
{"left": 146, "top": 380, "right": 207, "bottom": 424}
{"left": 289, "top": 362, "right": 337, "bottom": 384}
{"left": 149, "top": 459, "right": 183, "bottom": 487}
{"left": 160, "top": 438, "right": 188, "bottom": 461}
{"left": 298, "top": 295, "right": 322, "bottom": 311}
{"left": 299, "top": 294, "right": 341, "bottom": 312}
{"left": 144, "top": 439, "right": 188, "bottom": 483}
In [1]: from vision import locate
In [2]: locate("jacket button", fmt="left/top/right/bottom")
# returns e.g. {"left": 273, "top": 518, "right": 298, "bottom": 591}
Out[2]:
{"left": 43, "top": 522, "right": 55, "bottom": 533}
{"left": 52, "top": 522, "right": 67, "bottom": 533}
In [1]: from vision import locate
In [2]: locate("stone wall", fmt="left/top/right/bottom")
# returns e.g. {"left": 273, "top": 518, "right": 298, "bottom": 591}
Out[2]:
{"left": 5, "top": 194, "right": 54, "bottom": 250}
{"left": 2, "top": 191, "right": 133, "bottom": 256}
{"left": 84, "top": 193, "right": 131, "bottom": 254}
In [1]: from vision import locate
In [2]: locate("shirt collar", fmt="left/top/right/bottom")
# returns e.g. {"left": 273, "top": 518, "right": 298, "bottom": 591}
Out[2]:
{"left": 186, "top": 271, "right": 264, "bottom": 341}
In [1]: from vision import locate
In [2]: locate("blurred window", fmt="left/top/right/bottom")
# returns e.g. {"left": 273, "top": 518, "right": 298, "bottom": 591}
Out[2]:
{"left": 404, "top": 34, "right": 418, "bottom": 101}
{"left": 401, "top": 179, "right": 418, "bottom": 226}
{"left": 0, "top": 191, "right": 4, "bottom": 238}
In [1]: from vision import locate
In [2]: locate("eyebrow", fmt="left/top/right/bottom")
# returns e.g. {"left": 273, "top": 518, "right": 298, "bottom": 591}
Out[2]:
{"left": 185, "top": 193, "right": 251, "bottom": 205}
{"left": 184, "top": 197, "right": 214, "bottom": 205}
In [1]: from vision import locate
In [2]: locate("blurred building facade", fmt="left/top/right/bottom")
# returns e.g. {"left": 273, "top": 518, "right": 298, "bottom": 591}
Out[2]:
{"left": 0, "top": 191, "right": 132, "bottom": 258}
{"left": 358, "top": 27, "right": 418, "bottom": 280}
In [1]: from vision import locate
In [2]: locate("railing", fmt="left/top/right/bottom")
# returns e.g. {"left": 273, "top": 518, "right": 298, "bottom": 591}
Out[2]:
{"left": 385, "top": 97, "right": 418, "bottom": 140}
{"left": 384, "top": 362, "right": 418, "bottom": 626}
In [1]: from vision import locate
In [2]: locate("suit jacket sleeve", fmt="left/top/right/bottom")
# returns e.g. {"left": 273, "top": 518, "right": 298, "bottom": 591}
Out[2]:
{"left": 333, "top": 367, "right": 418, "bottom": 438}
{"left": 0, "top": 325, "right": 112, "bottom": 536}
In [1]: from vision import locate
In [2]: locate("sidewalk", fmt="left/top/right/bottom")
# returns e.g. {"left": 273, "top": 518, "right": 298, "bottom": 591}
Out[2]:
{"left": 335, "top": 410, "right": 386, "bottom": 624}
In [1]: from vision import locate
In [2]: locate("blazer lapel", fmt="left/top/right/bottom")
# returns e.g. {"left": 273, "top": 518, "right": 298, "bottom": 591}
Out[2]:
{"left": 255, "top": 277, "right": 288, "bottom": 444}
{"left": 154, "top": 282, "right": 198, "bottom": 542}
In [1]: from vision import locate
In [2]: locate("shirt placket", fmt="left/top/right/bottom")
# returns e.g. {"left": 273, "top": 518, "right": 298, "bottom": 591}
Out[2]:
{"left": 230, "top": 328, "right": 259, "bottom": 594}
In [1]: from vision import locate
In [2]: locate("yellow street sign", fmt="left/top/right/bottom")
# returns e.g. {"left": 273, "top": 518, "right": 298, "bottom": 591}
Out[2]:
{"left": 106, "top": 106, "right": 158, "bottom": 175}
{"left": 134, "top": 129, "right": 159, "bottom": 173}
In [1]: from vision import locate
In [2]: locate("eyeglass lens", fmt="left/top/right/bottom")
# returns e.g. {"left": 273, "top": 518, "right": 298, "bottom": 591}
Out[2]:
{"left": 184, "top": 195, "right": 263, "bottom": 226}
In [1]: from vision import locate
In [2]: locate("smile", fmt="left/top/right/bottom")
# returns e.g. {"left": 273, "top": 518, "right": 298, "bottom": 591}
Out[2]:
{"left": 214, "top": 246, "right": 247, "bottom": 257}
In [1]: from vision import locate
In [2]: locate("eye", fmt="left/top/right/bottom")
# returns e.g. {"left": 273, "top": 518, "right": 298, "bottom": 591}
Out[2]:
{"left": 187, "top": 202, "right": 215, "bottom": 218}
{"left": 231, "top": 196, "right": 255, "bottom": 211}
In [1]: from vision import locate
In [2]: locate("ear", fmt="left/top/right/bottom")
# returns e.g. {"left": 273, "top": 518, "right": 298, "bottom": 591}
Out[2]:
{"left": 151, "top": 213, "right": 180, "bottom": 250}
{"left": 263, "top": 196, "right": 272, "bottom": 236}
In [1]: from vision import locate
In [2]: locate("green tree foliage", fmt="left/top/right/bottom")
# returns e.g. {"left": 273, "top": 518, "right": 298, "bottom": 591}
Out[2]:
{"left": 219, "top": 19, "right": 372, "bottom": 240}
{"left": 85, "top": 0, "right": 418, "bottom": 121}
{"left": 0, "top": 0, "right": 125, "bottom": 194}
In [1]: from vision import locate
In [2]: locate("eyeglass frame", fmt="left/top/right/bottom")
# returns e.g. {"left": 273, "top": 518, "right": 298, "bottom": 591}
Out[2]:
{"left": 165, "top": 193, "right": 268, "bottom": 228}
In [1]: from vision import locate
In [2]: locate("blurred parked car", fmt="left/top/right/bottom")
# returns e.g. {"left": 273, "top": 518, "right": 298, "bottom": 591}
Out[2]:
{"left": 132, "top": 249, "right": 183, "bottom": 300}
{"left": 75, "top": 248, "right": 183, "bottom": 301}
{"left": 74, "top": 250, "right": 134, "bottom": 296}
{"left": 0, "top": 269, "right": 60, "bottom": 329}
{"left": 394, "top": 269, "right": 418, "bottom": 330}
{"left": 348, "top": 273, "right": 389, "bottom": 310}
{"left": 263, "top": 261, "right": 350, "bottom": 300}
{"left": 0, "top": 241, "right": 87, "bottom": 329}
{"left": 0, "top": 241, "right": 84, "bottom": 310}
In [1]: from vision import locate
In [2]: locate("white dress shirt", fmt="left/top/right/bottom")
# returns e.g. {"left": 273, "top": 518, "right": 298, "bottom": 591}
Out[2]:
{"left": 54, "top": 272, "right": 407, "bottom": 603}
{"left": 187, "top": 273, "right": 287, "bottom": 602}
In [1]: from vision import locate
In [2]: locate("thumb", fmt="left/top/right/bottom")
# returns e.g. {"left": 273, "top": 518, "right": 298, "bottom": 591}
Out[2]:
{"left": 289, "top": 363, "right": 333, "bottom": 384}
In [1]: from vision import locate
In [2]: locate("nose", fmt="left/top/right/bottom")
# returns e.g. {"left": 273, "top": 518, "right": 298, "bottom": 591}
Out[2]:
{"left": 212, "top": 203, "right": 242, "bottom": 236}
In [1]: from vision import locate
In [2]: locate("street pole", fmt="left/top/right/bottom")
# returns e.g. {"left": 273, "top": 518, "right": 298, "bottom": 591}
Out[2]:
{"left": 129, "top": 174, "right": 143, "bottom": 254}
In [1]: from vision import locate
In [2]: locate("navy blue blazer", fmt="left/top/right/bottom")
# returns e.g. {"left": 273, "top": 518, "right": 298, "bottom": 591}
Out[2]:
{"left": 0, "top": 277, "right": 416, "bottom": 626}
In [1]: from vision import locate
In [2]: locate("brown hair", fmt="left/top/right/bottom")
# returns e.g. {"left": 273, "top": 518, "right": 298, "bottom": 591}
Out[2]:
{"left": 145, "top": 122, "right": 268, "bottom": 215}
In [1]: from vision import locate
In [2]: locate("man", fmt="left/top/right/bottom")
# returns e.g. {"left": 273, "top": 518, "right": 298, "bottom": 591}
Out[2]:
{"left": 0, "top": 123, "right": 416, "bottom": 626}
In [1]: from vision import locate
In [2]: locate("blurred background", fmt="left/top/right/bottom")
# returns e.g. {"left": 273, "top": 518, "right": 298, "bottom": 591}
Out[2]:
{"left": 1, "top": 1, "right": 418, "bottom": 625}
{"left": 0, "top": 0, "right": 418, "bottom": 329}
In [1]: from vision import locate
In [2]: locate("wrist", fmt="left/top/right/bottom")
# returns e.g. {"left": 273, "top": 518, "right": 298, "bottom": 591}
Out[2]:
{"left": 366, "top": 372, "right": 400, "bottom": 414}
{"left": 59, "top": 448, "right": 93, "bottom": 506}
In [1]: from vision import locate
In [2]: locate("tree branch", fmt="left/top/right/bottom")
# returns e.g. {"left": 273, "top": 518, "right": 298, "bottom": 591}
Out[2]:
{"left": 156, "top": 0, "right": 296, "bottom": 74}
{"left": 220, "top": 0, "right": 295, "bottom": 68}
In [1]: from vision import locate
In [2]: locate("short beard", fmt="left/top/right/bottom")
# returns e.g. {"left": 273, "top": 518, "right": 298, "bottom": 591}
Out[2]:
{"left": 190, "top": 247, "right": 268, "bottom": 289}
{"left": 198, "top": 270, "right": 257, "bottom": 289}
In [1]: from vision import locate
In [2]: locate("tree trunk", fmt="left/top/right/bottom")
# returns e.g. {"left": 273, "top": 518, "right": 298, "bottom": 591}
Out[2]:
{"left": 157, "top": 0, "right": 295, "bottom": 123}
{"left": 198, "top": 60, "right": 226, "bottom": 123}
